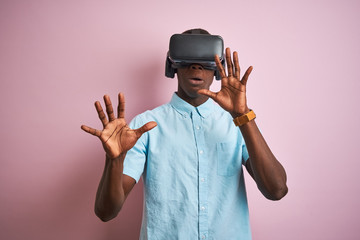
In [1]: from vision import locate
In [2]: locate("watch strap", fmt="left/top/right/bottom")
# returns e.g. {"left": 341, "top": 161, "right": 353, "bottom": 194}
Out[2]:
{"left": 233, "top": 110, "right": 256, "bottom": 126}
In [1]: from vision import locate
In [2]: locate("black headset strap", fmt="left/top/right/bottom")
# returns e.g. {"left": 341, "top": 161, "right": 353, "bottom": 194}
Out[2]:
{"left": 190, "top": 29, "right": 202, "bottom": 34}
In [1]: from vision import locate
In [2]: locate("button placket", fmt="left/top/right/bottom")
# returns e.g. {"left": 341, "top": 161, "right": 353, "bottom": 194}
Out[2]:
{"left": 190, "top": 109, "right": 208, "bottom": 240}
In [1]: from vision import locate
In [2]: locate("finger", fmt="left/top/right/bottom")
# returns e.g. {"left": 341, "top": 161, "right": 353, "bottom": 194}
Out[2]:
{"left": 225, "top": 48, "right": 234, "bottom": 77}
{"left": 198, "top": 89, "right": 218, "bottom": 100}
{"left": 215, "top": 54, "right": 226, "bottom": 78}
{"left": 95, "top": 101, "right": 108, "bottom": 127}
{"left": 241, "top": 66, "right": 253, "bottom": 86}
{"left": 233, "top": 51, "right": 240, "bottom": 80}
{"left": 134, "top": 121, "right": 157, "bottom": 138}
{"left": 118, "top": 92, "right": 125, "bottom": 119}
{"left": 104, "top": 95, "right": 115, "bottom": 122}
{"left": 81, "top": 125, "right": 102, "bottom": 137}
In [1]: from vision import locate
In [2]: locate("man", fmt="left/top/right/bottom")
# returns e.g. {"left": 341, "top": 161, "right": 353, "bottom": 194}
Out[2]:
{"left": 81, "top": 28, "right": 288, "bottom": 240}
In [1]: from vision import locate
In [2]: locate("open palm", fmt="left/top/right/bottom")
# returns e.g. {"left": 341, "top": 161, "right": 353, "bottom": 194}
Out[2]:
{"left": 198, "top": 48, "right": 253, "bottom": 118}
{"left": 81, "top": 93, "right": 157, "bottom": 159}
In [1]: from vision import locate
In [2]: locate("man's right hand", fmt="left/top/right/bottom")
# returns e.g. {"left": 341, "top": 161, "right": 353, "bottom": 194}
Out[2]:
{"left": 81, "top": 93, "right": 157, "bottom": 159}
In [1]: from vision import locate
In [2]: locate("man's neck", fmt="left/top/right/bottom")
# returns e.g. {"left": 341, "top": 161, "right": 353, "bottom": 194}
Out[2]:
{"left": 175, "top": 92, "right": 209, "bottom": 107}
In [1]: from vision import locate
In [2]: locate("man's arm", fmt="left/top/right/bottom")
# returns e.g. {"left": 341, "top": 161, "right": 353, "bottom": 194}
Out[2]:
{"left": 240, "top": 120, "right": 287, "bottom": 200}
{"left": 94, "top": 153, "right": 136, "bottom": 221}
{"left": 198, "top": 48, "right": 288, "bottom": 200}
{"left": 81, "top": 93, "right": 157, "bottom": 221}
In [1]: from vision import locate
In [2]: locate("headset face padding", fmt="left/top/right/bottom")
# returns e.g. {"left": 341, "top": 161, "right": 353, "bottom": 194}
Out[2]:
{"left": 165, "top": 34, "right": 225, "bottom": 80}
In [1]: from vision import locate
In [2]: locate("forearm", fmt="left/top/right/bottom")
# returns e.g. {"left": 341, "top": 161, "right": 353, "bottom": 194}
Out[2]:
{"left": 95, "top": 153, "right": 127, "bottom": 221}
{"left": 239, "top": 120, "right": 288, "bottom": 200}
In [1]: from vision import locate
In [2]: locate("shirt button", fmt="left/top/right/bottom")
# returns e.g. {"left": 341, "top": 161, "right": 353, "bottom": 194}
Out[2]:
{"left": 201, "top": 206, "right": 206, "bottom": 211}
{"left": 196, "top": 126, "right": 200, "bottom": 130}
{"left": 201, "top": 235, "right": 206, "bottom": 239}
{"left": 199, "top": 150, "right": 203, "bottom": 155}
{"left": 201, "top": 178, "right": 205, "bottom": 182}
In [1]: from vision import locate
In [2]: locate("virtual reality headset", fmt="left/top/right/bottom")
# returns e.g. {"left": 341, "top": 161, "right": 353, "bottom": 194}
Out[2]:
{"left": 165, "top": 34, "right": 225, "bottom": 80}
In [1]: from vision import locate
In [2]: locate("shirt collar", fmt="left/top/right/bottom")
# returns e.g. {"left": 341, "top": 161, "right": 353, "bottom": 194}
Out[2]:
{"left": 170, "top": 93, "right": 214, "bottom": 118}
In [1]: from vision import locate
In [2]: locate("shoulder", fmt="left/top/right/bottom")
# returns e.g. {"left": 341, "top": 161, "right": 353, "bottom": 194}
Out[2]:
{"left": 212, "top": 102, "right": 233, "bottom": 122}
{"left": 210, "top": 103, "right": 243, "bottom": 137}
{"left": 128, "top": 102, "right": 173, "bottom": 128}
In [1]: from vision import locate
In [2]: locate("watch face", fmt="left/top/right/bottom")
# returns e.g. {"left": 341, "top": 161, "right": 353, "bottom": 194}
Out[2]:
{"left": 233, "top": 110, "right": 256, "bottom": 126}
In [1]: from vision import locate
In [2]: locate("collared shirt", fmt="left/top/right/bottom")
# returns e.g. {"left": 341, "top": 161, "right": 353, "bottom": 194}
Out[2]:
{"left": 124, "top": 93, "right": 251, "bottom": 240}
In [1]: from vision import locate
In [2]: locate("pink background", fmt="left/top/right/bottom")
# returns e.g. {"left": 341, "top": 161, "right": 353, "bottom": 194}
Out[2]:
{"left": 1, "top": 0, "right": 360, "bottom": 239}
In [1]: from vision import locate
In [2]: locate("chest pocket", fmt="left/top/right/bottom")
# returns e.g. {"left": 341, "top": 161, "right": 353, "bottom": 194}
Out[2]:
{"left": 216, "top": 142, "right": 242, "bottom": 176}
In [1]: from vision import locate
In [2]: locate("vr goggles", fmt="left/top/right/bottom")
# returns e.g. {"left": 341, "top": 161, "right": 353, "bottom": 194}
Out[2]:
{"left": 165, "top": 34, "right": 225, "bottom": 80}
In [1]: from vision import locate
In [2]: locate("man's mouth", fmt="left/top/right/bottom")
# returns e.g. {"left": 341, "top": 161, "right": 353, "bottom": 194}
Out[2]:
{"left": 189, "top": 77, "right": 204, "bottom": 85}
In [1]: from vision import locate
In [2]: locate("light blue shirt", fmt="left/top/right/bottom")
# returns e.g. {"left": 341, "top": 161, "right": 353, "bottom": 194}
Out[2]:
{"left": 124, "top": 93, "right": 251, "bottom": 240}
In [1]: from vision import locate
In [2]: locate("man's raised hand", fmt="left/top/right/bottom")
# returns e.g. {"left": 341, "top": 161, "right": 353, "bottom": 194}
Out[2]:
{"left": 81, "top": 93, "right": 157, "bottom": 159}
{"left": 198, "top": 48, "right": 253, "bottom": 118}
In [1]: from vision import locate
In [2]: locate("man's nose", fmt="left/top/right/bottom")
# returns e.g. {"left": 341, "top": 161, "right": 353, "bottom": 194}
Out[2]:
{"left": 190, "top": 64, "right": 204, "bottom": 70}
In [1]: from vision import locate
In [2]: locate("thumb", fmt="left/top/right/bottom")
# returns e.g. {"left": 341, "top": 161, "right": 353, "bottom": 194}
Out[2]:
{"left": 198, "top": 89, "right": 217, "bottom": 100}
{"left": 135, "top": 121, "right": 157, "bottom": 138}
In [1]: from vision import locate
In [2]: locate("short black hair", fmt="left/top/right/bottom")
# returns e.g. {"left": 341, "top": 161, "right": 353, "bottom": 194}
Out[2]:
{"left": 182, "top": 28, "right": 210, "bottom": 35}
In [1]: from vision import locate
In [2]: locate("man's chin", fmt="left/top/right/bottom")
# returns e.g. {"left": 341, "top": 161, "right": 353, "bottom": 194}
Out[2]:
{"left": 190, "top": 93, "right": 209, "bottom": 101}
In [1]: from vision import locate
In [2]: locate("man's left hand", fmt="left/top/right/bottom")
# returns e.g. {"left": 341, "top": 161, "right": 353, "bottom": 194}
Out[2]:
{"left": 198, "top": 47, "right": 253, "bottom": 118}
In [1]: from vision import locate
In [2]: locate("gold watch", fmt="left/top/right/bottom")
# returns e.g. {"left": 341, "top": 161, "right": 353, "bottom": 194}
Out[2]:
{"left": 233, "top": 110, "right": 256, "bottom": 126}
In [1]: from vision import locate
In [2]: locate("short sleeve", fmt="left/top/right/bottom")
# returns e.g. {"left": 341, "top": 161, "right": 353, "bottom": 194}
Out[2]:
{"left": 241, "top": 140, "right": 249, "bottom": 165}
{"left": 123, "top": 115, "right": 148, "bottom": 183}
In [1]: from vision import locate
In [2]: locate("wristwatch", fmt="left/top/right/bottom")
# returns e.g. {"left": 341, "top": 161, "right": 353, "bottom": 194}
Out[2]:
{"left": 233, "top": 110, "right": 256, "bottom": 126}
